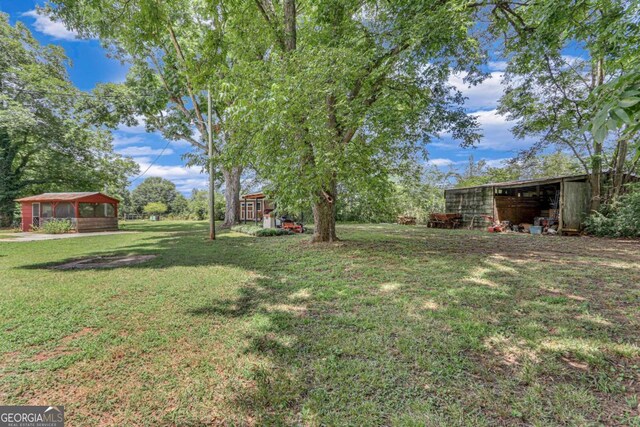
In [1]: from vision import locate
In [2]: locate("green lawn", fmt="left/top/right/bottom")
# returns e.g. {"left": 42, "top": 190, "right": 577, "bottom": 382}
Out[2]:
{"left": 1, "top": 222, "right": 639, "bottom": 425}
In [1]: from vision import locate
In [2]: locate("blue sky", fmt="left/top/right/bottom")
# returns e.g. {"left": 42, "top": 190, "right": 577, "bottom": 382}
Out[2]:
{"left": 2, "top": 1, "right": 528, "bottom": 194}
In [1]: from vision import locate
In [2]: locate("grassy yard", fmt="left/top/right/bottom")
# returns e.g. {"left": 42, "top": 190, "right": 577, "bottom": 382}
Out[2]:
{"left": 1, "top": 222, "right": 639, "bottom": 426}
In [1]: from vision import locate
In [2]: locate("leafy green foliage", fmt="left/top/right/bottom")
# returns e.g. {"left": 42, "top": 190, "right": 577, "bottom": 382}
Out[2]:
{"left": 585, "top": 184, "right": 640, "bottom": 237}
{"left": 41, "top": 219, "right": 73, "bottom": 234}
{"left": 454, "top": 153, "right": 583, "bottom": 188}
{"left": 591, "top": 66, "right": 640, "bottom": 161}
{"left": 47, "top": 0, "right": 247, "bottom": 227}
{"left": 231, "top": 224, "right": 293, "bottom": 237}
{"left": 187, "top": 189, "right": 225, "bottom": 221}
{"left": 490, "top": 0, "right": 640, "bottom": 209}
{"left": 223, "top": 0, "right": 484, "bottom": 240}
{"left": 337, "top": 166, "right": 449, "bottom": 223}
{"left": 143, "top": 202, "right": 168, "bottom": 216}
{"left": 131, "top": 177, "right": 184, "bottom": 214}
{"left": 0, "top": 14, "right": 138, "bottom": 226}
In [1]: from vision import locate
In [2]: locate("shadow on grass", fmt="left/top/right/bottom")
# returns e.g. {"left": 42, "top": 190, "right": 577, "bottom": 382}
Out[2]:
{"left": 15, "top": 223, "right": 640, "bottom": 424}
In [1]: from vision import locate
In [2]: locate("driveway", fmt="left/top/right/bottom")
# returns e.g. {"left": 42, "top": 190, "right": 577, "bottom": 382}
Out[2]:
{"left": 0, "top": 231, "right": 134, "bottom": 242}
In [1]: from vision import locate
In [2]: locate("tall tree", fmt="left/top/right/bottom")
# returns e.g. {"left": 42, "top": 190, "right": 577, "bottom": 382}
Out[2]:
{"left": 229, "top": 0, "right": 483, "bottom": 241}
{"left": 130, "top": 177, "right": 185, "bottom": 214}
{"left": 488, "top": 0, "right": 640, "bottom": 210}
{"left": 0, "top": 14, "right": 138, "bottom": 227}
{"left": 48, "top": 0, "right": 248, "bottom": 227}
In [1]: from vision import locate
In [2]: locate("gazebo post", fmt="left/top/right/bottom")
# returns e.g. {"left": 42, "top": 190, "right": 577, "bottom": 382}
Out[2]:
{"left": 74, "top": 201, "right": 80, "bottom": 230}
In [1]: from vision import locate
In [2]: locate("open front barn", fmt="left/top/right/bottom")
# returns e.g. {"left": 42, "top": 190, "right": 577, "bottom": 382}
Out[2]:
{"left": 16, "top": 192, "right": 119, "bottom": 232}
{"left": 444, "top": 174, "right": 592, "bottom": 233}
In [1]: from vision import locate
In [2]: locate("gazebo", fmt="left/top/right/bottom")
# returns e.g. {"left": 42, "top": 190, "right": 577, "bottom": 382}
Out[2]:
{"left": 16, "top": 192, "right": 119, "bottom": 232}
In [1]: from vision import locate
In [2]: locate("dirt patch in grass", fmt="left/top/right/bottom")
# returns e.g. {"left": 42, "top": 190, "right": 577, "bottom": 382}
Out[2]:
{"left": 31, "top": 328, "right": 98, "bottom": 363}
{"left": 52, "top": 255, "right": 157, "bottom": 270}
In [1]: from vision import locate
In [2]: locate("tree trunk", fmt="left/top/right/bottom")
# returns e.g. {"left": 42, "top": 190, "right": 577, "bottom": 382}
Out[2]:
{"left": 590, "top": 57, "right": 605, "bottom": 212}
{"left": 0, "top": 129, "right": 19, "bottom": 228}
{"left": 283, "top": 0, "right": 297, "bottom": 52}
{"left": 222, "top": 165, "right": 242, "bottom": 227}
{"left": 611, "top": 138, "right": 628, "bottom": 201}
{"left": 312, "top": 180, "right": 337, "bottom": 242}
{"left": 590, "top": 143, "right": 602, "bottom": 212}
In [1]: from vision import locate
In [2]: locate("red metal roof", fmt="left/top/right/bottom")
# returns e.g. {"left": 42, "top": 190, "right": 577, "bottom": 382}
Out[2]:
{"left": 241, "top": 192, "right": 267, "bottom": 200}
{"left": 15, "top": 192, "right": 119, "bottom": 203}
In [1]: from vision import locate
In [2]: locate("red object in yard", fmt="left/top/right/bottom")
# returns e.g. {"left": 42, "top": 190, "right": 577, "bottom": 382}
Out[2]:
{"left": 281, "top": 219, "right": 305, "bottom": 233}
{"left": 487, "top": 225, "right": 503, "bottom": 233}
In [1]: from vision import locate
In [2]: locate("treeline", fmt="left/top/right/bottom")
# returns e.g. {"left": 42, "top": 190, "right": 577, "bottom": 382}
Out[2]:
{"left": 122, "top": 177, "right": 225, "bottom": 221}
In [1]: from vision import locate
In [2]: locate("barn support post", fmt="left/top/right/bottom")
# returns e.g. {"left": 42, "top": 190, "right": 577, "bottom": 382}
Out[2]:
{"left": 558, "top": 179, "right": 565, "bottom": 235}
{"left": 492, "top": 186, "right": 497, "bottom": 222}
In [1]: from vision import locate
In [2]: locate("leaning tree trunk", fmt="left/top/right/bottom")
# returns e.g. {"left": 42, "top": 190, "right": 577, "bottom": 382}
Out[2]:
{"left": 590, "top": 56, "right": 605, "bottom": 212}
{"left": 611, "top": 137, "right": 628, "bottom": 202}
{"left": 590, "top": 141, "right": 603, "bottom": 212}
{"left": 222, "top": 165, "right": 242, "bottom": 227}
{"left": 311, "top": 179, "right": 338, "bottom": 243}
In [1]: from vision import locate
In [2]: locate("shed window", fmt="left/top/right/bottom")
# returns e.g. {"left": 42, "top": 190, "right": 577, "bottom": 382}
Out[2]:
{"left": 55, "top": 202, "right": 74, "bottom": 218}
{"left": 41, "top": 203, "right": 53, "bottom": 218}
{"left": 79, "top": 203, "right": 116, "bottom": 218}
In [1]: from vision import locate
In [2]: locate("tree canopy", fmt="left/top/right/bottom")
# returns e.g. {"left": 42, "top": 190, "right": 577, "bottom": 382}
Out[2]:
{"left": 489, "top": 0, "right": 640, "bottom": 208}
{"left": 0, "top": 14, "right": 138, "bottom": 226}
{"left": 131, "top": 177, "right": 186, "bottom": 214}
{"left": 222, "top": 0, "right": 484, "bottom": 240}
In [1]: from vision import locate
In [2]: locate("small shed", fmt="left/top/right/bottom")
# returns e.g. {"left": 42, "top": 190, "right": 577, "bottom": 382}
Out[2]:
{"left": 240, "top": 192, "right": 274, "bottom": 224}
{"left": 444, "top": 174, "right": 592, "bottom": 233}
{"left": 16, "top": 192, "right": 119, "bottom": 233}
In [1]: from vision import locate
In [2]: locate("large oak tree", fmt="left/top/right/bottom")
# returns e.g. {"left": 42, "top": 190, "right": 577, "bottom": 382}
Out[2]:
{"left": 48, "top": 0, "right": 248, "bottom": 227}
{"left": 227, "top": 0, "right": 484, "bottom": 241}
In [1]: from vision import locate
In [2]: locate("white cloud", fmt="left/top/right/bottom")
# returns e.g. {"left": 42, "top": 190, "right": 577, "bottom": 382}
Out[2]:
{"left": 131, "top": 156, "right": 153, "bottom": 164}
{"left": 449, "top": 71, "right": 505, "bottom": 110}
{"left": 112, "top": 134, "right": 144, "bottom": 147}
{"left": 117, "top": 146, "right": 174, "bottom": 156}
{"left": 131, "top": 160, "right": 208, "bottom": 195}
{"left": 488, "top": 61, "right": 508, "bottom": 71}
{"left": 484, "top": 158, "right": 511, "bottom": 168}
{"left": 472, "top": 109, "right": 532, "bottom": 151}
{"left": 428, "top": 158, "right": 455, "bottom": 167}
{"left": 474, "top": 109, "right": 509, "bottom": 126}
{"left": 22, "top": 10, "right": 81, "bottom": 41}
{"left": 117, "top": 115, "right": 148, "bottom": 134}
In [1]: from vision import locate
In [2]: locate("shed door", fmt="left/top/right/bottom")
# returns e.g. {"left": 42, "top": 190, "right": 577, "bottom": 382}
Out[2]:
{"left": 32, "top": 203, "right": 40, "bottom": 227}
{"left": 562, "top": 182, "right": 591, "bottom": 230}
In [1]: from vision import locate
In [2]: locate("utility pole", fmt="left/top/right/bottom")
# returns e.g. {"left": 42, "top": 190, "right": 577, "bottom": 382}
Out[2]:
{"left": 207, "top": 86, "right": 216, "bottom": 240}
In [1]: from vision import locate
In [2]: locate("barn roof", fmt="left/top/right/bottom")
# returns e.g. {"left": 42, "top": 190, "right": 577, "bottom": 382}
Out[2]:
{"left": 446, "top": 173, "right": 590, "bottom": 191}
{"left": 16, "top": 192, "right": 120, "bottom": 203}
